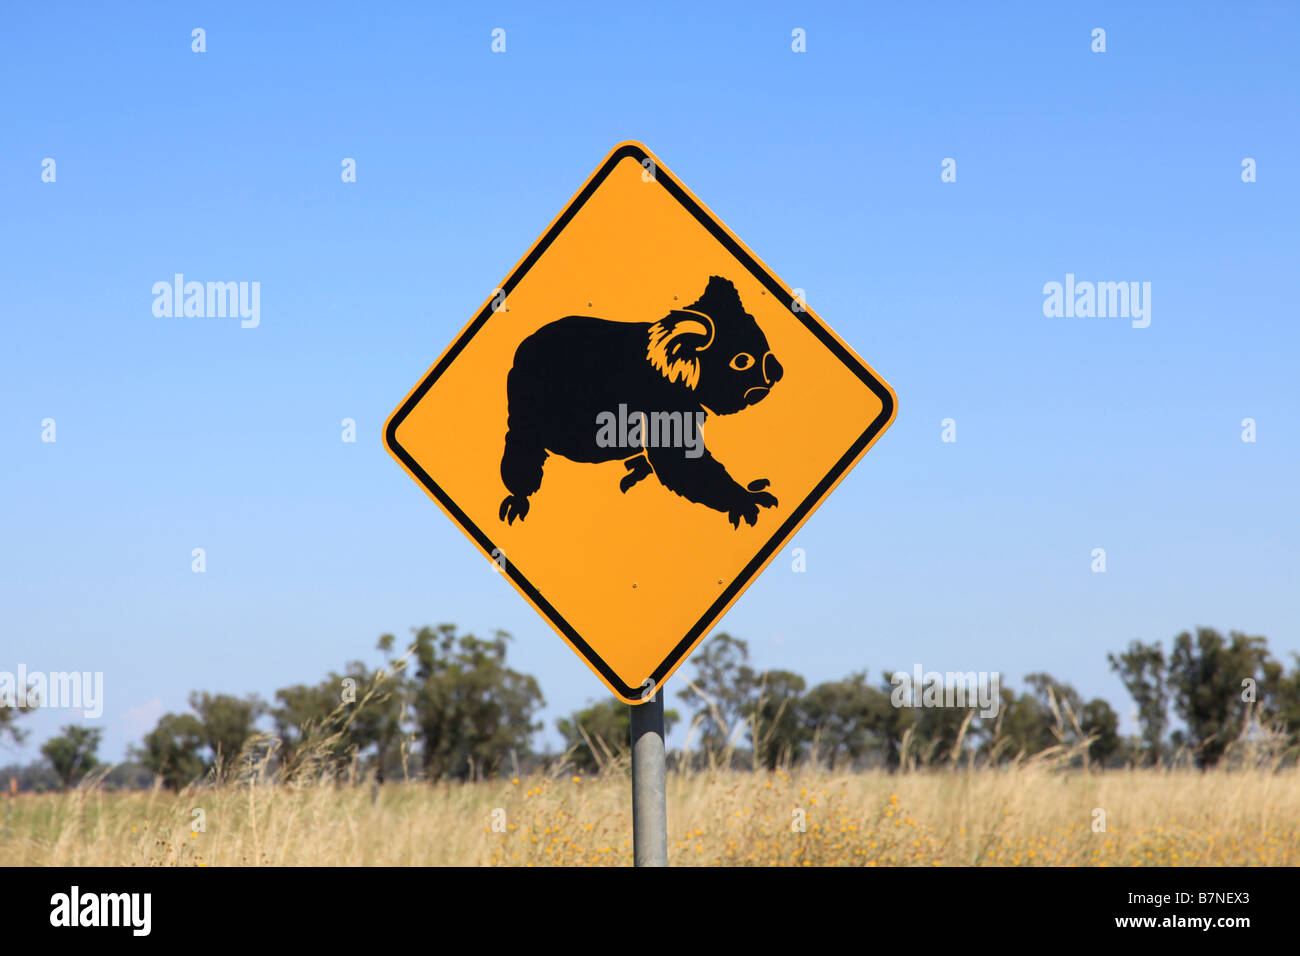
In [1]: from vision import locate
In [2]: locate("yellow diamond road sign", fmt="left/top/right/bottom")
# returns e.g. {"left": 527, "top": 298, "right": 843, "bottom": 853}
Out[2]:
{"left": 384, "top": 141, "right": 896, "bottom": 704}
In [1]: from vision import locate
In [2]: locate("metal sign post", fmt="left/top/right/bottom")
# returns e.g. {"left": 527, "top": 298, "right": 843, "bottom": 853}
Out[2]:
{"left": 630, "top": 693, "right": 668, "bottom": 867}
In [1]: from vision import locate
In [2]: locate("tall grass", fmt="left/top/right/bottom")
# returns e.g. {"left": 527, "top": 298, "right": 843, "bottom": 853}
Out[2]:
{"left": 7, "top": 676, "right": 1296, "bottom": 867}
{"left": 4, "top": 758, "right": 1297, "bottom": 866}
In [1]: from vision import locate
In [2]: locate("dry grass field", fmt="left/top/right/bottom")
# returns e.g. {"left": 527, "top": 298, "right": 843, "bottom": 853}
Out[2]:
{"left": 4, "top": 763, "right": 1298, "bottom": 866}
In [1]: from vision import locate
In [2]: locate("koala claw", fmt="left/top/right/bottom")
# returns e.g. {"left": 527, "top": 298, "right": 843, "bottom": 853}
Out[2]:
{"left": 727, "top": 488, "right": 778, "bottom": 529}
{"left": 747, "top": 478, "right": 771, "bottom": 492}
{"left": 620, "top": 455, "right": 653, "bottom": 493}
{"left": 499, "top": 495, "right": 530, "bottom": 525}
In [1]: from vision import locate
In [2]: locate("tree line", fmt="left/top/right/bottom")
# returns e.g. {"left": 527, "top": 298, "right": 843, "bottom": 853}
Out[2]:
{"left": 4, "top": 625, "right": 1298, "bottom": 791}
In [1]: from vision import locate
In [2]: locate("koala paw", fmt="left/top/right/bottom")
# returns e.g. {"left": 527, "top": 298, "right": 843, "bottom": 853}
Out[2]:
{"left": 727, "top": 484, "right": 778, "bottom": 529}
{"left": 499, "top": 495, "right": 530, "bottom": 525}
{"left": 620, "top": 455, "right": 653, "bottom": 493}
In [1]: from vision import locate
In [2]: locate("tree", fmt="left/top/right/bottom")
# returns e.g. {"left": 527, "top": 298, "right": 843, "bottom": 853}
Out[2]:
{"left": 677, "top": 633, "right": 755, "bottom": 759}
{"left": 1, "top": 707, "right": 28, "bottom": 747}
{"left": 1168, "top": 628, "right": 1275, "bottom": 768}
{"left": 0, "top": 759, "right": 59, "bottom": 793}
{"left": 272, "top": 659, "right": 405, "bottom": 780}
{"left": 188, "top": 692, "right": 264, "bottom": 775}
{"left": 0, "top": 679, "right": 37, "bottom": 746}
{"left": 1079, "top": 698, "right": 1121, "bottom": 765}
{"left": 138, "top": 713, "right": 206, "bottom": 790}
{"left": 871, "top": 672, "right": 918, "bottom": 770}
{"left": 1107, "top": 641, "right": 1168, "bottom": 765}
{"left": 803, "top": 672, "right": 887, "bottom": 770}
{"left": 742, "top": 669, "right": 807, "bottom": 770}
{"left": 1026, "top": 672, "right": 1099, "bottom": 754}
{"left": 907, "top": 698, "right": 978, "bottom": 766}
{"left": 40, "top": 725, "right": 102, "bottom": 789}
{"left": 401, "top": 625, "right": 544, "bottom": 781}
{"left": 272, "top": 678, "right": 342, "bottom": 771}
{"left": 980, "top": 678, "right": 1122, "bottom": 766}
{"left": 1024, "top": 673, "right": 1082, "bottom": 724}
{"left": 556, "top": 698, "right": 681, "bottom": 772}
{"left": 1267, "top": 654, "right": 1300, "bottom": 743}
{"left": 135, "top": 693, "right": 263, "bottom": 788}
{"left": 982, "top": 687, "right": 1055, "bottom": 761}
{"left": 363, "top": 642, "right": 416, "bottom": 781}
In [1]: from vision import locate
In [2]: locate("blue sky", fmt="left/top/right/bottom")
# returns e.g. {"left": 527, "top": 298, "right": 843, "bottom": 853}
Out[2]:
{"left": 2, "top": 1, "right": 1297, "bottom": 762}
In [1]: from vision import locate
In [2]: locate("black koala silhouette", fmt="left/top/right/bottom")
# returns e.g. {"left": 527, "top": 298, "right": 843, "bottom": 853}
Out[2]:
{"left": 499, "top": 276, "right": 784, "bottom": 528}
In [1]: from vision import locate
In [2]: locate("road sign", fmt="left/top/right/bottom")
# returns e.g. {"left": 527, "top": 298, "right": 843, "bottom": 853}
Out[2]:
{"left": 384, "top": 141, "right": 896, "bottom": 704}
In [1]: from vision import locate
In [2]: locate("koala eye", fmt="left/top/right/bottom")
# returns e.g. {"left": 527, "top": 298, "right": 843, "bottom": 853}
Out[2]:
{"left": 730, "top": 352, "right": 755, "bottom": 371}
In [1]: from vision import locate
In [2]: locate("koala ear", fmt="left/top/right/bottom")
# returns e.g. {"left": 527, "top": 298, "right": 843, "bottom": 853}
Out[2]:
{"left": 647, "top": 310, "right": 715, "bottom": 389}
{"left": 686, "top": 276, "right": 744, "bottom": 320}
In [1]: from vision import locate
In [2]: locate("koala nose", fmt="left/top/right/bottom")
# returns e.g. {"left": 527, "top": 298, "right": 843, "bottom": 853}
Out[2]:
{"left": 763, "top": 352, "right": 783, "bottom": 385}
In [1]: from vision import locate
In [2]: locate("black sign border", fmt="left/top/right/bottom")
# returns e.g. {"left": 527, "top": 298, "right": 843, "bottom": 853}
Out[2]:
{"left": 385, "top": 142, "right": 895, "bottom": 702}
